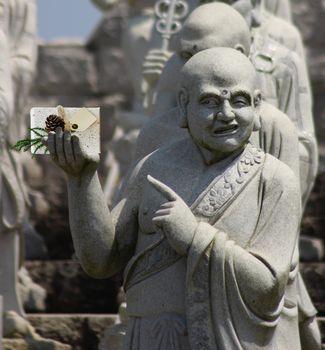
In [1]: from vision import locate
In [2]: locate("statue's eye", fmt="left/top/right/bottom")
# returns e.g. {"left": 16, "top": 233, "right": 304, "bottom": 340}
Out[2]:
{"left": 231, "top": 95, "right": 250, "bottom": 108}
{"left": 200, "top": 97, "right": 220, "bottom": 107}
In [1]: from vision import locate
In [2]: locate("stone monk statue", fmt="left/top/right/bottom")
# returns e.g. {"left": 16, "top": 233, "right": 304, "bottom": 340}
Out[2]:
{"left": 131, "top": 5, "right": 320, "bottom": 348}
{"left": 0, "top": 0, "right": 25, "bottom": 316}
{"left": 44, "top": 47, "right": 312, "bottom": 349}
{"left": 148, "top": 2, "right": 316, "bottom": 208}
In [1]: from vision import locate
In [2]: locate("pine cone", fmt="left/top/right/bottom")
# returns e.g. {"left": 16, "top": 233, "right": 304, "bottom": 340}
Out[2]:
{"left": 45, "top": 114, "right": 65, "bottom": 132}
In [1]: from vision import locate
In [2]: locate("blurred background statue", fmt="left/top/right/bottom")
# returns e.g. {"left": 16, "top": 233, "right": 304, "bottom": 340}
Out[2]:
{"left": 0, "top": 0, "right": 69, "bottom": 348}
{"left": 264, "top": 0, "right": 292, "bottom": 22}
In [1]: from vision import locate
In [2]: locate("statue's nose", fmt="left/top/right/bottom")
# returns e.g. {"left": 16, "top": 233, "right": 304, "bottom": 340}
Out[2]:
{"left": 215, "top": 100, "right": 235, "bottom": 122}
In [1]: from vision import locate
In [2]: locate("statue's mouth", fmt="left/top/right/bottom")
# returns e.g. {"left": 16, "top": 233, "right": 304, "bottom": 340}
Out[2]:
{"left": 213, "top": 124, "right": 238, "bottom": 135}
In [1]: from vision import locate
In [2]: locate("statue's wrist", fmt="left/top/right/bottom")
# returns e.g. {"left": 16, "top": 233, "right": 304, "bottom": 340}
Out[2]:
{"left": 175, "top": 221, "right": 199, "bottom": 256}
{"left": 67, "top": 168, "right": 97, "bottom": 186}
{"left": 185, "top": 222, "right": 199, "bottom": 255}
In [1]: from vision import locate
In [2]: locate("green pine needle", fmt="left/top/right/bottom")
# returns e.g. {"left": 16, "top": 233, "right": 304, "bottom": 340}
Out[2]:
{"left": 28, "top": 127, "right": 48, "bottom": 138}
{"left": 11, "top": 127, "right": 49, "bottom": 157}
{"left": 32, "top": 142, "right": 48, "bottom": 158}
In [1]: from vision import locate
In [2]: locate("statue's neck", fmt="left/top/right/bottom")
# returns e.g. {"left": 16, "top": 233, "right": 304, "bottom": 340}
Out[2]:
{"left": 196, "top": 143, "right": 247, "bottom": 166}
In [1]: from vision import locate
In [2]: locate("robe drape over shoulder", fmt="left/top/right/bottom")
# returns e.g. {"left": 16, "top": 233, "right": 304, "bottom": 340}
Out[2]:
{"left": 186, "top": 150, "right": 301, "bottom": 350}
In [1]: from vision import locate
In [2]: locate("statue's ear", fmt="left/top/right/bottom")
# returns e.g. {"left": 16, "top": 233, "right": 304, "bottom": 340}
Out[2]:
{"left": 253, "top": 90, "right": 262, "bottom": 131}
{"left": 234, "top": 44, "right": 246, "bottom": 55}
{"left": 177, "top": 87, "right": 189, "bottom": 128}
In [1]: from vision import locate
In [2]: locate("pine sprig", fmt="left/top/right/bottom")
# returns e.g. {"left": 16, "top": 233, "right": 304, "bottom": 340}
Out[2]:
{"left": 29, "top": 127, "right": 48, "bottom": 138}
{"left": 11, "top": 127, "right": 49, "bottom": 158}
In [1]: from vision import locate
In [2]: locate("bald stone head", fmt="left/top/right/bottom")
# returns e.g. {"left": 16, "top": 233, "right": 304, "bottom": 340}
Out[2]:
{"left": 178, "top": 2, "right": 251, "bottom": 59}
{"left": 178, "top": 47, "right": 261, "bottom": 160}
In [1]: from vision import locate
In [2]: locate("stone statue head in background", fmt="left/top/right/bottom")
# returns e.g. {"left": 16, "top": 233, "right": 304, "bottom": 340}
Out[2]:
{"left": 177, "top": 2, "right": 251, "bottom": 60}
{"left": 153, "top": 2, "right": 252, "bottom": 115}
{"left": 152, "top": 2, "right": 252, "bottom": 113}
{"left": 178, "top": 47, "right": 261, "bottom": 159}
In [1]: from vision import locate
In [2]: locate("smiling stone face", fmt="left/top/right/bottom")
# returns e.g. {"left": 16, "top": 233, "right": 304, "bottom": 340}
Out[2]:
{"left": 179, "top": 47, "right": 261, "bottom": 160}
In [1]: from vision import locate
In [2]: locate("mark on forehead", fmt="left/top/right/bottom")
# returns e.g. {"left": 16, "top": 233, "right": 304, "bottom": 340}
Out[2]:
{"left": 221, "top": 89, "right": 231, "bottom": 99}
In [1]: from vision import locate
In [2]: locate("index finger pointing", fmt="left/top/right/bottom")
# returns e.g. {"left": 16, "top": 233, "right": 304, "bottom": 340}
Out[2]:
{"left": 147, "top": 175, "right": 178, "bottom": 201}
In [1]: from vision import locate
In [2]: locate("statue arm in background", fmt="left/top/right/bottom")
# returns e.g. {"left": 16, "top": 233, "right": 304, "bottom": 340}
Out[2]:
{"left": 153, "top": 53, "right": 182, "bottom": 115}
{"left": 44, "top": 129, "right": 139, "bottom": 279}
{"left": 9, "top": 0, "right": 37, "bottom": 141}
{"left": 276, "top": 50, "right": 318, "bottom": 208}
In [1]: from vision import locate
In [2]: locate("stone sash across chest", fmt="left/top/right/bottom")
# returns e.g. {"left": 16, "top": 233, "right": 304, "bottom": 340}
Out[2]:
{"left": 123, "top": 144, "right": 265, "bottom": 291}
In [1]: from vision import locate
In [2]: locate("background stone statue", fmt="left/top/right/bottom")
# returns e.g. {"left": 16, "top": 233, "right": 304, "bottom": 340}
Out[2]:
{"left": 0, "top": 0, "right": 48, "bottom": 317}
{"left": 264, "top": 0, "right": 292, "bottom": 22}
{"left": 9, "top": 0, "right": 38, "bottom": 143}
{"left": 238, "top": 0, "right": 318, "bottom": 208}
{"left": 0, "top": 1, "right": 70, "bottom": 348}
{"left": 92, "top": 0, "right": 201, "bottom": 203}
{"left": 0, "top": 0, "right": 25, "bottom": 316}
{"left": 43, "top": 47, "right": 319, "bottom": 349}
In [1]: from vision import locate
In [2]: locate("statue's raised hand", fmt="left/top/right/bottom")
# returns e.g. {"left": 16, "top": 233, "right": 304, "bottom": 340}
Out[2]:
{"left": 142, "top": 49, "right": 171, "bottom": 85}
{"left": 43, "top": 127, "right": 99, "bottom": 177}
{"left": 148, "top": 175, "right": 198, "bottom": 255}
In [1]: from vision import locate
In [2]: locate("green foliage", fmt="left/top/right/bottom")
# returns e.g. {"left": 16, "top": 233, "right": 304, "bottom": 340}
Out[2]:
{"left": 11, "top": 127, "right": 49, "bottom": 158}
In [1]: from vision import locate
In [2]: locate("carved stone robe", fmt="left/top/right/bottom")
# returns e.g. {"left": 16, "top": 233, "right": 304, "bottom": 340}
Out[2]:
{"left": 250, "top": 32, "right": 317, "bottom": 205}
{"left": 264, "top": 0, "right": 292, "bottom": 22}
{"left": 121, "top": 139, "right": 301, "bottom": 350}
{"left": 0, "top": 0, "right": 27, "bottom": 316}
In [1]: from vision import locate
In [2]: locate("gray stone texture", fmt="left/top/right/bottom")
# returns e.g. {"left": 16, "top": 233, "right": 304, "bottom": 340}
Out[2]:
{"left": 32, "top": 5, "right": 132, "bottom": 100}
{"left": 34, "top": 42, "right": 98, "bottom": 96}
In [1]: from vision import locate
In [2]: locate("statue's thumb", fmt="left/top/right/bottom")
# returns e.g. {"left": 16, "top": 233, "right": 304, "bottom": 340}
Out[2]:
{"left": 147, "top": 175, "right": 177, "bottom": 201}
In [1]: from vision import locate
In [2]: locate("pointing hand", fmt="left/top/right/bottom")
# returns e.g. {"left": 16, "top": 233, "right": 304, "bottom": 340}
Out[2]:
{"left": 148, "top": 175, "right": 198, "bottom": 255}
